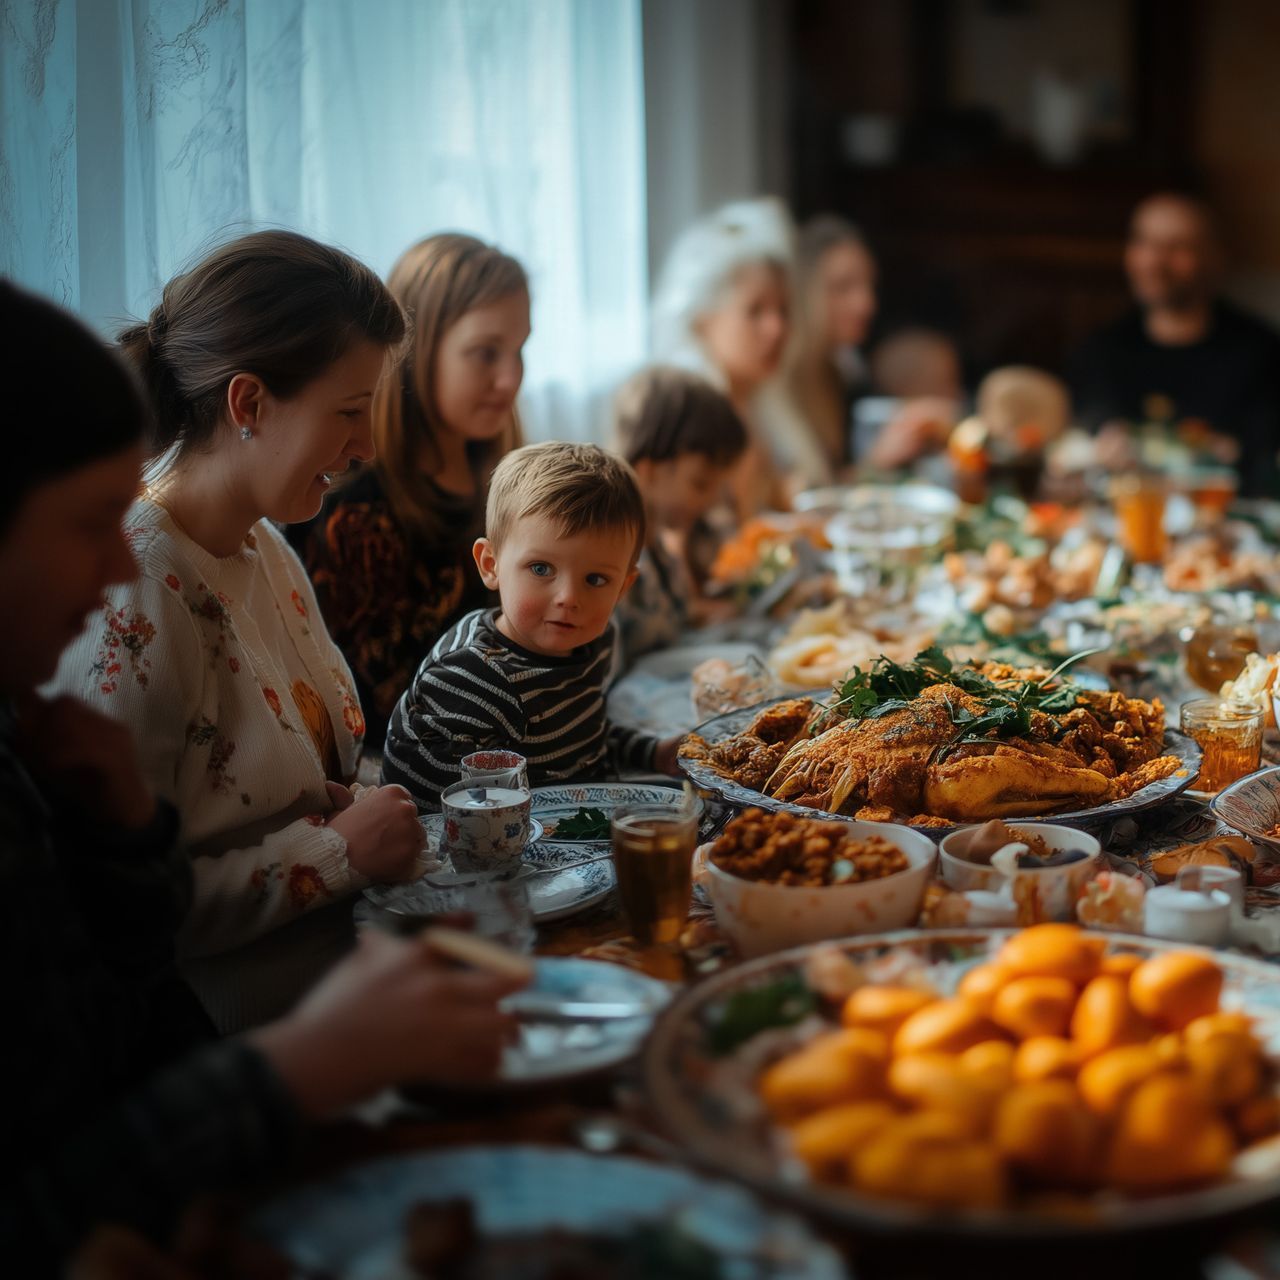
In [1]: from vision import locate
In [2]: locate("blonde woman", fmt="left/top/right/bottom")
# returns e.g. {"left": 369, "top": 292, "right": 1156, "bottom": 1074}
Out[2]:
{"left": 291, "top": 234, "right": 530, "bottom": 748}
{"left": 789, "top": 215, "right": 878, "bottom": 473}
{"left": 651, "top": 198, "right": 828, "bottom": 517}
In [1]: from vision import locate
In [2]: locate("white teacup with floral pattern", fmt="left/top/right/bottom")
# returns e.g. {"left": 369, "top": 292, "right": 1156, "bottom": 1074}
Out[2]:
{"left": 440, "top": 780, "right": 532, "bottom": 878}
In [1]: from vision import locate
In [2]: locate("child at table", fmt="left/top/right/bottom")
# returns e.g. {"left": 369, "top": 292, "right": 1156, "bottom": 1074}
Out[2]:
{"left": 611, "top": 366, "right": 749, "bottom": 665}
{"left": 382, "top": 442, "right": 683, "bottom": 807}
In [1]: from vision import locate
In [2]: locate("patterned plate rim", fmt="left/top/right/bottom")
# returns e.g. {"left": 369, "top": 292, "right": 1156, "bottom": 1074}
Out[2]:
{"left": 1209, "top": 764, "right": 1280, "bottom": 849}
{"left": 529, "top": 781, "right": 711, "bottom": 846}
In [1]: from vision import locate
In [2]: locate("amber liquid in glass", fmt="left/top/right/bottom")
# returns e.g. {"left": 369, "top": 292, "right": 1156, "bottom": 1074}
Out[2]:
{"left": 611, "top": 815, "right": 695, "bottom": 946}
{"left": 1115, "top": 487, "right": 1168, "bottom": 564}
{"left": 1185, "top": 625, "right": 1258, "bottom": 692}
{"left": 1190, "top": 479, "right": 1236, "bottom": 517}
{"left": 1188, "top": 725, "right": 1263, "bottom": 793}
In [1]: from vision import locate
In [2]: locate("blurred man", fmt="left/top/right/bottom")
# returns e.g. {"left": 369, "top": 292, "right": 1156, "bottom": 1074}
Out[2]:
{"left": 1070, "top": 192, "right": 1280, "bottom": 496}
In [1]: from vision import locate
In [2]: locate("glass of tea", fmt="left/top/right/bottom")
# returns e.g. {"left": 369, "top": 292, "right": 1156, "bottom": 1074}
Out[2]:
{"left": 1184, "top": 466, "right": 1238, "bottom": 522}
{"left": 1111, "top": 472, "right": 1168, "bottom": 565}
{"left": 1184, "top": 621, "right": 1260, "bottom": 692}
{"left": 610, "top": 802, "right": 698, "bottom": 947}
{"left": 1179, "top": 697, "right": 1264, "bottom": 794}
{"left": 460, "top": 749, "right": 529, "bottom": 792}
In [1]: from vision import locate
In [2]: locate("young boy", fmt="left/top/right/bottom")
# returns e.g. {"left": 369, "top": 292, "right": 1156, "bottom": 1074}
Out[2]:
{"left": 612, "top": 366, "right": 749, "bottom": 664}
{"left": 382, "top": 442, "right": 682, "bottom": 808}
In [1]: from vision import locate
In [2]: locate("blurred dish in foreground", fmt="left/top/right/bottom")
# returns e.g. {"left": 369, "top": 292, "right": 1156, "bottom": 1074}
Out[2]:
{"left": 253, "top": 1146, "right": 845, "bottom": 1279}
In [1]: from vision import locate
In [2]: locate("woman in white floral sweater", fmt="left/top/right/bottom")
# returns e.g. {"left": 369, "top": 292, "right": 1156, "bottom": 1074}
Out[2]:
{"left": 52, "top": 231, "right": 425, "bottom": 1032}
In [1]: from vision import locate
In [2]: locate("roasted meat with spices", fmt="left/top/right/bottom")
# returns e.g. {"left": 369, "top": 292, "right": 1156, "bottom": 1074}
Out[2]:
{"left": 682, "top": 697, "right": 816, "bottom": 793}
{"left": 680, "top": 667, "right": 1179, "bottom": 824}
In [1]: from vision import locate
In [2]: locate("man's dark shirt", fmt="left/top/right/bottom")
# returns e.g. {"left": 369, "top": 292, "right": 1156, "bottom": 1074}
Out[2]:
{"left": 1069, "top": 300, "right": 1280, "bottom": 497}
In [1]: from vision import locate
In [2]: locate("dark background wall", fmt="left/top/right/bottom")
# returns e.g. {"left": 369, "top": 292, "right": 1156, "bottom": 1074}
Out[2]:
{"left": 779, "top": 0, "right": 1280, "bottom": 379}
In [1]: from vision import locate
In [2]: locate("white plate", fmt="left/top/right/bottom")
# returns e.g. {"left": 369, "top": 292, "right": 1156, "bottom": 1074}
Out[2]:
{"left": 497, "top": 956, "right": 671, "bottom": 1087}
{"left": 363, "top": 815, "right": 612, "bottom": 925}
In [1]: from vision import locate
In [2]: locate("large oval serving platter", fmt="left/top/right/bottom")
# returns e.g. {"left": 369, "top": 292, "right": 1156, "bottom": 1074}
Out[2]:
{"left": 643, "top": 929, "right": 1280, "bottom": 1250}
{"left": 252, "top": 1145, "right": 847, "bottom": 1279}
{"left": 678, "top": 694, "right": 1201, "bottom": 837}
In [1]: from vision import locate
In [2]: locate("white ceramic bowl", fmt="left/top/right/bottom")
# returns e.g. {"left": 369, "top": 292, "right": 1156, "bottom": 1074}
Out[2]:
{"left": 938, "top": 822, "right": 1101, "bottom": 923}
{"left": 703, "top": 820, "right": 937, "bottom": 958}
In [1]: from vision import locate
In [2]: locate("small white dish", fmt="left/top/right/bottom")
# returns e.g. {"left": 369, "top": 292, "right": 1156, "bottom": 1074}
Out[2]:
{"left": 939, "top": 822, "right": 1101, "bottom": 924}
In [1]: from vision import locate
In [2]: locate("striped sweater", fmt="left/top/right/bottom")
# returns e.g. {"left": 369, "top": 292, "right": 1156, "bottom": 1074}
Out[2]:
{"left": 382, "top": 609, "right": 658, "bottom": 808}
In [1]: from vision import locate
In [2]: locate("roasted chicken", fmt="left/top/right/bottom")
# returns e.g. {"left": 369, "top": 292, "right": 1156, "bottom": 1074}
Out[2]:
{"left": 682, "top": 679, "right": 1179, "bottom": 824}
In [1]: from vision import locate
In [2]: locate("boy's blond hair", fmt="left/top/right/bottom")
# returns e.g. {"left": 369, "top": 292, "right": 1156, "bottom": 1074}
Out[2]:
{"left": 486, "top": 441, "right": 646, "bottom": 560}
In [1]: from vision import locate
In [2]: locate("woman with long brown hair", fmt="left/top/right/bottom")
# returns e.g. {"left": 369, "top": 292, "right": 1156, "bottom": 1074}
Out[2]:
{"left": 291, "top": 233, "right": 530, "bottom": 749}
{"left": 51, "top": 230, "right": 428, "bottom": 1033}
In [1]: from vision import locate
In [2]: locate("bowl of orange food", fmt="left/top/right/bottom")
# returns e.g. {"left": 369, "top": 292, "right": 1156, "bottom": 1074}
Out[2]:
{"left": 701, "top": 808, "right": 937, "bottom": 958}
{"left": 644, "top": 925, "right": 1280, "bottom": 1258}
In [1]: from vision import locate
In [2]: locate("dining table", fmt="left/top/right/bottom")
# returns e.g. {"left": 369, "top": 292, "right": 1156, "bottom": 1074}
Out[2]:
{"left": 264, "top": 487, "right": 1280, "bottom": 1278}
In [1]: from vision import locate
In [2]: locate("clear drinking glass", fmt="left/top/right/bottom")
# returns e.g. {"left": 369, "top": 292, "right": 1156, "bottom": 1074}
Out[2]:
{"left": 610, "top": 802, "right": 697, "bottom": 947}
{"left": 1111, "top": 472, "right": 1168, "bottom": 565}
{"left": 460, "top": 750, "right": 529, "bottom": 791}
{"left": 1179, "top": 697, "right": 1264, "bottom": 794}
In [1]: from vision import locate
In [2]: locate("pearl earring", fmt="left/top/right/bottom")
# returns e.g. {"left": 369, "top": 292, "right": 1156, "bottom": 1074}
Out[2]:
{"left": 240, "top": 426, "right": 252, "bottom": 441}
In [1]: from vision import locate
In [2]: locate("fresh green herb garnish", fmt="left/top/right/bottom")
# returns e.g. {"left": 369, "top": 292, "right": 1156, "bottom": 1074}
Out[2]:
{"left": 708, "top": 974, "right": 817, "bottom": 1055}
{"left": 809, "top": 645, "right": 1103, "bottom": 758}
{"left": 554, "top": 806, "right": 612, "bottom": 840}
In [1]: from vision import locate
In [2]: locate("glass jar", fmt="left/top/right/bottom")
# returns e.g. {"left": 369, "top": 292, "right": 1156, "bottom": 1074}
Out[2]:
{"left": 1179, "top": 697, "right": 1264, "bottom": 794}
{"left": 1184, "top": 619, "right": 1260, "bottom": 692}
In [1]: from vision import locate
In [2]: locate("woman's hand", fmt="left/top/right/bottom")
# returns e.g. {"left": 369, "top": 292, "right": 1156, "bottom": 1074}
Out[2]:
{"left": 14, "top": 693, "right": 157, "bottom": 830}
{"left": 867, "top": 397, "right": 957, "bottom": 470}
{"left": 327, "top": 782, "right": 423, "bottom": 883}
{"left": 250, "top": 929, "right": 526, "bottom": 1115}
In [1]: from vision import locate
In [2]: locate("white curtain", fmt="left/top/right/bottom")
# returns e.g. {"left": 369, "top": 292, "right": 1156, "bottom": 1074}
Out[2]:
{"left": 1, "top": 0, "right": 648, "bottom": 441}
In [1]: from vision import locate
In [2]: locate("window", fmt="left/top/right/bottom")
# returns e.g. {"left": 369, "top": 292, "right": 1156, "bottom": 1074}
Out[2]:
{"left": 1, "top": 0, "right": 648, "bottom": 439}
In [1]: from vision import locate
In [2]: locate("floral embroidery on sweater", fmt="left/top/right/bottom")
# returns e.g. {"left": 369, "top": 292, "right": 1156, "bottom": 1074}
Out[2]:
{"left": 332, "top": 668, "right": 366, "bottom": 743}
{"left": 207, "top": 732, "right": 238, "bottom": 795}
{"left": 186, "top": 717, "right": 217, "bottom": 748}
{"left": 91, "top": 606, "right": 157, "bottom": 694}
{"left": 186, "top": 585, "right": 237, "bottom": 670}
{"left": 287, "top": 864, "right": 330, "bottom": 910}
{"left": 248, "top": 861, "right": 283, "bottom": 903}
{"left": 186, "top": 716, "right": 239, "bottom": 794}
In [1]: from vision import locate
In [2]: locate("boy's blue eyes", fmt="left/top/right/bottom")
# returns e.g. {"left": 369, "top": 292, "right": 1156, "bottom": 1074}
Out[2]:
{"left": 526, "top": 563, "right": 610, "bottom": 587}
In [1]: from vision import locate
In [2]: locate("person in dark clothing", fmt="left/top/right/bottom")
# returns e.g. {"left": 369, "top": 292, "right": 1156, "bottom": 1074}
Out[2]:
{"left": 0, "top": 281, "right": 525, "bottom": 1274}
{"left": 1070, "top": 192, "right": 1280, "bottom": 496}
